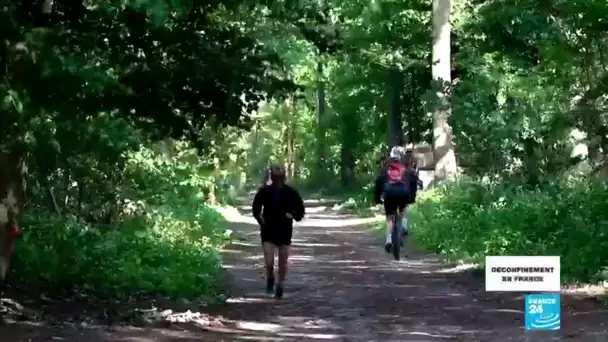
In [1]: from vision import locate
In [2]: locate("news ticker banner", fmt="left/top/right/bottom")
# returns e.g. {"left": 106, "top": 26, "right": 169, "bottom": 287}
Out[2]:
{"left": 485, "top": 256, "right": 561, "bottom": 331}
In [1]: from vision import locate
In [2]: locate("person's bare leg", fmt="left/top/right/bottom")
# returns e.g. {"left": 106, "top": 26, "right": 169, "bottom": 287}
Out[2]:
{"left": 274, "top": 245, "right": 289, "bottom": 298}
{"left": 262, "top": 242, "right": 276, "bottom": 292}
{"left": 277, "top": 245, "right": 289, "bottom": 283}
{"left": 385, "top": 214, "right": 394, "bottom": 244}
{"left": 401, "top": 205, "right": 409, "bottom": 234}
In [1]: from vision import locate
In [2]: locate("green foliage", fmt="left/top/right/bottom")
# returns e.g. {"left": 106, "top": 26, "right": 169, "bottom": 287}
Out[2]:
{"left": 2, "top": 0, "right": 608, "bottom": 297}
{"left": 410, "top": 177, "right": 608, "bottom": 284}
{"left": 1, "top": 0, "right": 295, "bottom": 153}
{"left": 12, "top": 146, "right": 229, "bottom": 299}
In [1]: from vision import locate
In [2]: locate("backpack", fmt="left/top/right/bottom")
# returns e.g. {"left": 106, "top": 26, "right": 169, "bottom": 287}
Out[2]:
{"left": 386, "top": 161, "right": 406, "bottom": 184}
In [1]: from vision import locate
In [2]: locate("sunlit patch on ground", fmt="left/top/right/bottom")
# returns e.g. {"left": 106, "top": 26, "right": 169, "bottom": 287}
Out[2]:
{"left": 297, "top": 216, "right": 383, "bottom": 228}
{"left": 221, "top": 248, "right": 245, "bottom": 254}
{"left": 401, "top": 330, "right": 457, "bottom": 339}
{"left": 291, "top": 242, "right": 342, "bottom": 248}
{"left": 304, "top": 206, "right": 329, "bottom": 213}
{"left": 435, "top": 263, "right": 478, "bottom": 273}
{"left": 324, "top": 229, "right": 369, "bottom": 235}
{"left": 482, "top": 308, "right": 524, "bottom": 314}
{"left": 230, "top": 241, "right": 260, "bottom": 248}
{"left": 275, "top": 332, "right": 343, "bottom": 339}
{"left": 305, "top": 213, "right": 353, "bottom": 219}
{"left": 236, "top": 320, "right": 283, "bottom": 332}
{"left": 325, "top": 259, "right": 367, "bottom": 264}
{"left": 563, "top": 283, "right": 608, "bottom": 296}
{"left": 227, "top": 297, "right": 274, "bottom": 304}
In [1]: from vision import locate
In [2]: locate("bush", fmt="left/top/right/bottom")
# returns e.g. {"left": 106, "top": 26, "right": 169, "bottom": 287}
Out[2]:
{"left": 409, "top": 176, "right": 608, "bottom": 284}
{"left": 11, "top": 147, "right": 231, "bottom": 299}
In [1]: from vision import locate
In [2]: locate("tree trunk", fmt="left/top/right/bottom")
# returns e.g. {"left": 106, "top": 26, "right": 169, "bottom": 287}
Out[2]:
{"left": 340, "top": 145, "right": 356, "bottom": 187}
{"left": 0, "top": 151, "right": 27, "bottom": 284}
{"left": 388, "top": 68, "right": 403, "bottom": 146}
{"left": 431, "top": 0, "right": 458, "bottom": 181}
{"left": 316, "top": 60, "right": 327, "bottom": 180}
{"left": 287, "top": 96, "right": 296, "bottom": 180}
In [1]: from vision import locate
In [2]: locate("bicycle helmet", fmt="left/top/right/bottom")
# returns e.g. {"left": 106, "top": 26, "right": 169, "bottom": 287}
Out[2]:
{"left": 389, "top": 146, "right": 405, "bottom": 161}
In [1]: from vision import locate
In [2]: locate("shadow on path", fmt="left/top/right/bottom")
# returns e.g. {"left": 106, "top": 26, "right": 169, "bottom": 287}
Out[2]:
{"left": 198, "top": 201, "right": 608, "bottom": 341}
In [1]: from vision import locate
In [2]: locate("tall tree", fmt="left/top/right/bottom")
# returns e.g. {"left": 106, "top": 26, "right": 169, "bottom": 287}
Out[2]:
{"left": 388, "top": 68, "right": 403, "bottom": 147}
{"left": 316, "top": 59, "right": 328, "bottom": 177}
{"left": 431, "top": 0, "right": 458, "bottom": 180}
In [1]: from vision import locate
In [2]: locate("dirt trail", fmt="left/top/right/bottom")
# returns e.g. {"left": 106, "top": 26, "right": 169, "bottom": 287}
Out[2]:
{"left": 1, "top": 199, "right": 607, "bottom": 341}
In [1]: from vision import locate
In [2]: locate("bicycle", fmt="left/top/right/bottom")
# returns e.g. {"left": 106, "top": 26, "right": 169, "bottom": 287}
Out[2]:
{"left": 391, "top": 208, "right": 405, "bottom": 261}
{"left": 379, "top": 199, "right": 405, "bottom": 261}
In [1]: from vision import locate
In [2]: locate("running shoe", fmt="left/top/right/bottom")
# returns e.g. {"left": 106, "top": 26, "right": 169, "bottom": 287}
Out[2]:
{"left": 266, "top": 277, "right": 275, "bottom": 294}
{"left": 274, "top": 283, "right": 284, "bottom": 299}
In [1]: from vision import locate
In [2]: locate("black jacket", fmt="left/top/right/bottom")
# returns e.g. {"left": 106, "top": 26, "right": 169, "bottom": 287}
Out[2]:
{"left": 252, "top": 184, "right": 305, "bottom": 228}
{"left": 373, "top": 164, "right": 419, "bottom": 204}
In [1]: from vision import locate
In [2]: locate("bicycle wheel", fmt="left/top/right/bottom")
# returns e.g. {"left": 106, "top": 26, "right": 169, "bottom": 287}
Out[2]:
{"left": 391, "top": 216, "right": 401, "bottom": 261}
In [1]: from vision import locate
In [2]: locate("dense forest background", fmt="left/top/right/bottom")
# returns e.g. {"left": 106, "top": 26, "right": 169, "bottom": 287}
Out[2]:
{"left": 0, "top": 0, "right": 607, "bottom": 299}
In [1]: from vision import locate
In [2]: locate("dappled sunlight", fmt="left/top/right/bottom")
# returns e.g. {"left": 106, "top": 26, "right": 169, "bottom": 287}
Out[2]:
{"left": 112, "top": 338, "right": 156, "bottom": 342}
{"left": 324, "top": 229, "right": 368, "bottom": 234}
{"left": 276, "top": 317, "right": 342, "bottom": 331}
{"left": 275, "top": 332, "right": 344, "bottom": 339}
{"left": 223, "top": 264, "right": 256, "bottom": 270}
{"left": 90, "top": 325, "right": 206, "bottom": 342}
{"left": 288, "top": 255, "right": 315, "bottom": 261}
{"left": 572, "top": 309, "right": 608, "bottom": 316}
{"left": 325, "top": 259, "right": 367, "bottom": 264}
{"left": 305, "top": 206, "right": 329, "bottom": 213}
{"left": 298, "top": 216, "right": 383, "bottom": 228}
{"left": 302, "top": 199, "right": 340, "bottom": 205}
{"left": 221, "top": 248, "right": 244, "bottom": 254}
{"left": 231, "top": 241, "right": 260, "bottom": 248}
{"left": 243, "top": 254, "right": 315, "bottom": 262}
{"left": 483, "top": 308, "right": 524, "bottom": 314}
{"left": 227, "top": 297, "right": 275, "bottom": 304}
{"left": 291, "top": 242, "right": 342, "bottom": 247}
{"left": 401, "top": 294, "right": 465, "bottom": 300}
{"left": 328, "top": 265, "right": 370, "bottom": 271}
{"left": 342, "top": 283, "right": 418, "bottom": 289}
{"left": 563, "top": 283, "right": 607, "bottom": 296}
{"left": 236, "top": 320, "right": 284, "bottom": 332}
{"left": 435, "top": 263, "right": 478, "bottom": 273}
{"left": 225, "top": 214, "right": 260, "bottom": 225}
{"left": 107, "top": 327, "right": 202, "bottom": 342}
{"left": 305, "top": 213, "right": 354, "bottom": 220}
{"left": 209, "top": 197, "right": 608, "bottom": 341}
{"left": 401, "top": 331, "right": 456, "bottom": 339}
{"left": 234, "top": 336, "right": 286, "bottom": 341}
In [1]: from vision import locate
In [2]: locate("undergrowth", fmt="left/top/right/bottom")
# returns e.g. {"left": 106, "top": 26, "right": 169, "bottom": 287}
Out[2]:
{"left": 11, "top": 147, "right": 231, "bottom": 300}
{"left": 409, "top": 176, "right": 608, "bottom": 285}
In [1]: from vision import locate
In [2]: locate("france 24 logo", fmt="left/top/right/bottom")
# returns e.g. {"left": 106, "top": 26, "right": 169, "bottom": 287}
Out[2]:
{"left": 525, "top": 294, "right": 560, "bottom": 330}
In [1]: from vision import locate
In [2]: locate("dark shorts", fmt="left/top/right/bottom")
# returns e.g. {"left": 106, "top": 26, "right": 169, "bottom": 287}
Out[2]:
{"left": 383, "top": 182, "right": 415, "bottom": 215}
{"left": 260, "top": 225, "right": 293, "bottom": 246}
{"left": 383, "top": 194, "right": 410, "bottom": 215}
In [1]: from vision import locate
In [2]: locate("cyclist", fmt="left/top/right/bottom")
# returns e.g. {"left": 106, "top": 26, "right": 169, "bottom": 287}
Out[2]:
{"left": 374, "top": 144, "right": 418, "bottom": 253}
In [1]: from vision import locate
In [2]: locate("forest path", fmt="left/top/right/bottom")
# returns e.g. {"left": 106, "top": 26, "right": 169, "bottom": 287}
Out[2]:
{"left": 194, "top": 199, "right": 608, "bottom": 341}
{"left": 0, "top": 199, "right": 607, "bottom": 341}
